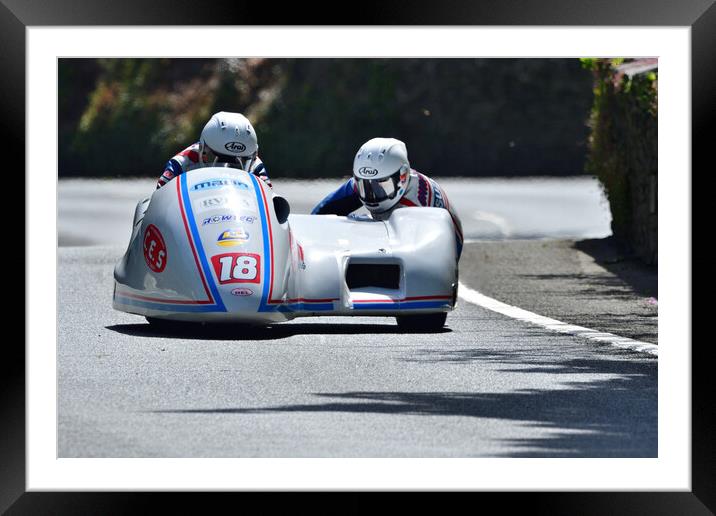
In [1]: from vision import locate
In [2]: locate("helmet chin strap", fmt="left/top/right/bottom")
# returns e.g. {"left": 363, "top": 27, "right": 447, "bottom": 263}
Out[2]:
{"left": 245, "top": 153, "right": 257, "bottom": 172}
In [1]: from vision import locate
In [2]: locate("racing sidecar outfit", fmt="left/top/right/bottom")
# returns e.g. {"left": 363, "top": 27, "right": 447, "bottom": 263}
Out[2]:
{"left": 156, "top": 142, "right": 272, "bottom": 189}
{"left": 312, "top": 169, "right": 464, "bottom": 257}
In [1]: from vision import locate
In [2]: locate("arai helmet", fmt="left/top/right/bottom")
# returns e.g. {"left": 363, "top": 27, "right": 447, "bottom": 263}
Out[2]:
{"left": 200, "top": 112, "right": 258, "bottom": 169}
{"left": 352, "top": 137, "right": 410, "bottom": 213}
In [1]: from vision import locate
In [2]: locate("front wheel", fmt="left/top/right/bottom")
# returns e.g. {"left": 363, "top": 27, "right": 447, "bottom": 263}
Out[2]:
{"left": 395, "top": 312, "right": 448, "bottom": 332}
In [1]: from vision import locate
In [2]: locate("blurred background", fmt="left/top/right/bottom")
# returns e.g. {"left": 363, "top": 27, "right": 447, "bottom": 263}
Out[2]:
{"left": 58, "top": 58, "right": 657, "bottom": 264}
{"left": 59, "top": 58, "right": 595, "bottom": 178}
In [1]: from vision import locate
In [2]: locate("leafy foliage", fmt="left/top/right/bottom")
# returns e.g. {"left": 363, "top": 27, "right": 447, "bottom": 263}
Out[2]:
{"left": 582, "top": 58, "right": 658, "bottom": 264}
{"left": 59, "top": 58, "right": 594, "bottom": 178}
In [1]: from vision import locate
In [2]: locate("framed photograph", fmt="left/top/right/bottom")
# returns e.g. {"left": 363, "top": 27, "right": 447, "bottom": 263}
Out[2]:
{"left": 6, "top": 0, "right": 711, "bottom": 512}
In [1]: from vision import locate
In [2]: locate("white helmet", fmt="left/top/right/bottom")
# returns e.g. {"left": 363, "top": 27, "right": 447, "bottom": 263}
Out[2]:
{"left": 200, "top": 112, "right": 258, "bottom": 169}
{"left": 353, "top": 137, "right": 411, "bottom": 213}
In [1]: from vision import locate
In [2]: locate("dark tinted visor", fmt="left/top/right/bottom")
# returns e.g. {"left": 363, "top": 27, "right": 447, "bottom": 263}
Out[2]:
{"left": 356, "top": 170, "right": 402, "bottom": 205}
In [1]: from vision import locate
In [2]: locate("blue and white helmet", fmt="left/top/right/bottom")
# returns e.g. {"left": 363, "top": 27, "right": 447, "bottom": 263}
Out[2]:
{"left": 200, "top": 112, "right": 258, "bottom": 169}
{"left": 352, "top": 137, "right": 410, "bottom": 213}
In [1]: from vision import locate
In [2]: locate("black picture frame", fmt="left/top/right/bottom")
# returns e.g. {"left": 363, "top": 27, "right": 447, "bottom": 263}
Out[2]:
{"left": 6, "top": 0, "right": 712, "bottom": 513}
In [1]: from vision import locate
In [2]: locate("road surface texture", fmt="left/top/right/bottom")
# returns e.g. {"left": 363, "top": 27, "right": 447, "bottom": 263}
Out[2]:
{"left": 461, "top": 238, "right": 658, "bottom": 344}
{"left": 58, "top": 177, "right": 657, "bottom": 457}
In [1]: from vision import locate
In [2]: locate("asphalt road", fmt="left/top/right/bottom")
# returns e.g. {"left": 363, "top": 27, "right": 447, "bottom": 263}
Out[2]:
{"left": 460, "top": 239, "right": 659, "bottom": 344}
{"left": 57, "top": 177, "right": 656, "bottom": 458}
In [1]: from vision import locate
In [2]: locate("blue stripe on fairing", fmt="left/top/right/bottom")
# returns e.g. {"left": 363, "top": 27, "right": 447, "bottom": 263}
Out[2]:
{"left": 249, "top": 173, "right": 272, "bottom": 312}
{"left": 180, "top": 173, "right": 226, "bottom": 312}
{"left": 114, "top": 295, "right": 221, "bottom": 313}
{"left": 352, "top": 301, "right": 450, "bottom": 310}
{"left": 249, "top": 174, "right": 337, "bottom": 314}
{"left": 276, "top": 303, "right": 336, "bottom": 313}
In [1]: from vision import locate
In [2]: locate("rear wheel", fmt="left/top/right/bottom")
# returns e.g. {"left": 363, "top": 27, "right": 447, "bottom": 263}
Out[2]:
{"left": 395, "top": 312, "right": 448, "bottom": 332}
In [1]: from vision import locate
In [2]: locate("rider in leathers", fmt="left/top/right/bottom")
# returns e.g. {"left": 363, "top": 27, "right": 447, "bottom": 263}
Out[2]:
{"left": 312, "top": 137, "right": 463, "bottom": 257}
{"left": 156, "top": 111, "right": 271, "bottom": 189}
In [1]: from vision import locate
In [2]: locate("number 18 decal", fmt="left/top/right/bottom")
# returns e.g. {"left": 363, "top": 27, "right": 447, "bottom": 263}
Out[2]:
{"left": 211, "top": 253, "right": 261, "bottom": 284}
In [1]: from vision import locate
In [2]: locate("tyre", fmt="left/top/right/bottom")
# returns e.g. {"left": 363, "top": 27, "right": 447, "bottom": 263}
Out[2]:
{"left": 395, "top": 312, "right": 448, "bottom": 332}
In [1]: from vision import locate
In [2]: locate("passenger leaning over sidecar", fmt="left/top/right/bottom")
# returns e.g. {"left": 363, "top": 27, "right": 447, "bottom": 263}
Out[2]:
{"left": 156, "top": 111, "right": 272, "bottom": 189}
{"left": 312, "top": 137, "right": 464, "bottom": 258}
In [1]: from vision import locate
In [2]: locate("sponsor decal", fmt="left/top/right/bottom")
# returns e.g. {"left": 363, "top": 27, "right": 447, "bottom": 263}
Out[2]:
{"left": 202, "top": 214, "right": 236, "bottom": 226}
{"left": 217, "top": 228, "right": 250, "bottom": 247}
{"left": 196, "top": 196, "right": 229, "bottom": 211}
{"left": 240, "top": 215, "right": 257, "bottom": 224}
{"left": 211, "top": 253, "right": 261, "bottom": 284}
{"left": 191, "top": 178, "right": 249, "bottom": 192}
{"left": 224, "top": 141, "right": 246, "bottom": 153}
{"left": 432, "top": 183, "right": 445, "bottom": 208}
{"left": 195, "top": 196, "right": 256, "bottom": 214}
{"left": 231, "top": 287, "right": 254, "bottom": 296}
{"left": 358, "top": 167, "right": 379, "bottom": 177}
{"left": 143, "top": 224, "right": 167, "bottom": 273}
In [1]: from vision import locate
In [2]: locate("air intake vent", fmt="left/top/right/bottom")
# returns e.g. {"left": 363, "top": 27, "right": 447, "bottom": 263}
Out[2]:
{"left": 346, "top": 263, "right": 400, "bottom": 290}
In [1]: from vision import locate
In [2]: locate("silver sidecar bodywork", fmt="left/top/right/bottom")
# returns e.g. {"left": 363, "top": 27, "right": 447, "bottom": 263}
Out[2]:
{"left": 113, "top": 167, "right": 458, "bottom": 325}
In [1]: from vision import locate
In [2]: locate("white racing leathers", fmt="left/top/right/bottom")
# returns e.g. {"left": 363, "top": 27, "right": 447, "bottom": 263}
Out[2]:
{"left": 312, "top": 169, "right": 464, "bottom": 257}
{"left": 156, "top": 142, "right": 271, "bottom": 189}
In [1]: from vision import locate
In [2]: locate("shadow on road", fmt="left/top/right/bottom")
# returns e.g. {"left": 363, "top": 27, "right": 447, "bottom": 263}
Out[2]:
{"left": 106, "top": 322, "right": 452, "bottom": 341}
{"left": 151, "top": 343, "right": 656, "bottom": 457}
{"left": 574, "top": 236, "right": 657, "bottom": 298}
{"left": 153, "top": 376, "right": 655, "bottom": 457}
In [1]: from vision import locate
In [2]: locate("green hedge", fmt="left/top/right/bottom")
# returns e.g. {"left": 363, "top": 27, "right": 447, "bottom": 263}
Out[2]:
{"left": 59, "top": 58, "right": 594, "bottom": 178}
{"left": 582, "top": 58, "right": 658, "bottom": 264}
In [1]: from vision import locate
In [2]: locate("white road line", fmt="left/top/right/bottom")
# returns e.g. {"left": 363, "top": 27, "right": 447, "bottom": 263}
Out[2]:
{"left": 457, "top": 281, "right": 658, "bottom": 356}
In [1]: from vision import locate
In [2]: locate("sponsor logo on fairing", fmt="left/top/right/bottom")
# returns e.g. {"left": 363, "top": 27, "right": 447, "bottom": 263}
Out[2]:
{"left": 202, "top": 214, "right": 236, "bottom": 225}
{"left": 191, "top": 178, "right": 249, "bottom": 191}
{"left": 224, "top": 141, "right": 246, "bottom": 153}
{"left": 231, "top": 287, "right": 254, "bottom": 296}
{"left": 240, "top": 215, "right": 257, "bottom": 224}
{"left": 358, "top": 167, "right": 379, "bottom": 177}
{"left": 143, "top": 224, "right": 167, "bottom": 273}
{"left": 217, "top": 228, "right": 250, "bottom": 247}
{"left": 196, "top": 196, "right": 229, "bottom": 211}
